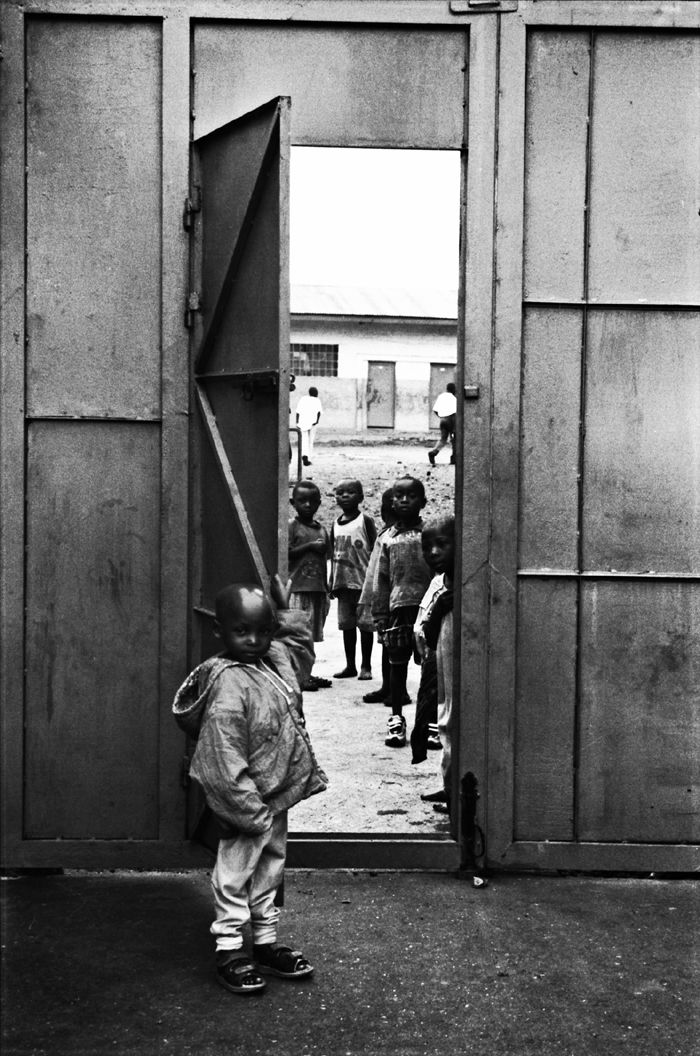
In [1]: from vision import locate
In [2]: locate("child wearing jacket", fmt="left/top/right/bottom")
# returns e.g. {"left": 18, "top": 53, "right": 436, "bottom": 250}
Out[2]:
{"left": 173, "top": 575, "right": 328, "bottom": 995}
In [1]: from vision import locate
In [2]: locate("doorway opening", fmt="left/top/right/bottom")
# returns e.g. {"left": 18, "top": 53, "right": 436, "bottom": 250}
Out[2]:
{"left": 286, "top": 147, "right": 461, "bottom": 838}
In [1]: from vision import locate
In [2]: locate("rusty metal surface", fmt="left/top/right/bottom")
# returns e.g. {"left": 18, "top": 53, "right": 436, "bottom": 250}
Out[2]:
{"left": 578, "top": 580, "right": 700, "bottom": 843}
{"left": 193, "top": 23, "right": 466, "bottom": 146}
{"left": 523, "top": 31, "right": 589, "bottom": 301}
{"left": 588, "top": 32, "right": 700, "bottom": 305}
{"left": 583, "top": 310, "right": 700, "bottom": 574}
{"left": 24, "top": 423, "right": 161, "bottom": 839}
{"left": 514, "top": 579, "right": 577, "bottom": 841}
{"left": 519, "top": 307, "right": 582, "bottom": 569}
{"left": 25, "top": 19, "right": 162, "bottom": 419}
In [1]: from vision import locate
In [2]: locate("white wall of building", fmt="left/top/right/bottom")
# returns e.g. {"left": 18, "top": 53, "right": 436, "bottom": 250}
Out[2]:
{"left": 290, "top": 316, "right": 457, "bottom": 432}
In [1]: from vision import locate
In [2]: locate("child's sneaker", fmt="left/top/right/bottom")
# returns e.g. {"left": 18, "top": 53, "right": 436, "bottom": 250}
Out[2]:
{"left": 427, "top": 724, "right": 441, "bottom": 750}
{"left": 385, "top": 715, "right": 407, "bottom": 747}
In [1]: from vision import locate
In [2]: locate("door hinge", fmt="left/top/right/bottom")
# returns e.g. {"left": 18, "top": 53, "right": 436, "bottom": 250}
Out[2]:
{"left": 450, "top": 0, "right": 518, "bottom": 11}
{"left": 183, "top": 186, "right": 201, "bottom": 231}
{"left": 184, "top": 291, "right": 201, "bottom": 329}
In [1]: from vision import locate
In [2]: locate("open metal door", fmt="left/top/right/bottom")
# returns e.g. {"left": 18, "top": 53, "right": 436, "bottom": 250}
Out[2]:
{"left": 189, "top": 97, "right": 291, "bottom": 663}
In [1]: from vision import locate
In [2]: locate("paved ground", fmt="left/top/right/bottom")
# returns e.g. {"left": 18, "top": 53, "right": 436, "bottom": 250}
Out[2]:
{"left": 2, "top": 870, "right": 697, "bottom": 1056}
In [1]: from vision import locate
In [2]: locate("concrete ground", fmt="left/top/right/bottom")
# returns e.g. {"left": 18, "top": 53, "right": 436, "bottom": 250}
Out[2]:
{"left": 1, "top": 870, "right": 697, "bottom": 1056}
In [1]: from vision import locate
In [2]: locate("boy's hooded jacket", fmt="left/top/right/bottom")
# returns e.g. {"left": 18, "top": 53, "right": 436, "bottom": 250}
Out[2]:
{"left": 173, "top": 611, "right": 327, "bottom": 836}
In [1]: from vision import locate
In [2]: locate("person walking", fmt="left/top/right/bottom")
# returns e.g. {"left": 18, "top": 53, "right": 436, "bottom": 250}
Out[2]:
{"left": 295, "top": 386, "right": 323, "bottom": 467}
{"left": 427, "top": 382, "right": 457, "bottom": 466}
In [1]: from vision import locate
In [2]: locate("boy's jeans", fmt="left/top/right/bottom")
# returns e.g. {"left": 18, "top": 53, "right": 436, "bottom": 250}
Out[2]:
{"left": 210, "top": 811, "right": 287, "bottom": 952}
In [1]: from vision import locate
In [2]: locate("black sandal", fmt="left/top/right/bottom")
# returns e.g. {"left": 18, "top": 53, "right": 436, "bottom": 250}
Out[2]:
{"left": 254, "top": 943, "right": 314, "bottom": 979}
{"left": 216, "top": 954, "right": 266, "bottom": 994}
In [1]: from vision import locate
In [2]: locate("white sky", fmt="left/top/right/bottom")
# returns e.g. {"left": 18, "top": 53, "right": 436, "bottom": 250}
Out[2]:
{"left": 290, "top": 147, "right": 461, "bottom": 292}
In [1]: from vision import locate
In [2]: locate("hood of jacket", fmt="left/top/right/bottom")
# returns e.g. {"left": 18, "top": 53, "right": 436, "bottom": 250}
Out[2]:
{"left": 172, "top": 656, "right": 237, "bottom": 740}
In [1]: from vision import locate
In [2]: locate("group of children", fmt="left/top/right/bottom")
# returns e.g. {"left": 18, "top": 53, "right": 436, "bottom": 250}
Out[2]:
{"left": 287, "top": 473, "right": 452, "bottom": 752}
{"left": 172, "top": 474, "right": 456, "bottom": 995}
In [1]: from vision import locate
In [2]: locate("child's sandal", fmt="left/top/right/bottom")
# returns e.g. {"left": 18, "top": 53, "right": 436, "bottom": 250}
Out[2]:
{"left": 254, "top": 943, "right": 314, "bottom": 979}
{"left": 216, "top": 955, "right": 266, "bottom": 995}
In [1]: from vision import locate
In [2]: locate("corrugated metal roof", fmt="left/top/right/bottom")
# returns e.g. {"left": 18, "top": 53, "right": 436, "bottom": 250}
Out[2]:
{"left": 291, "top": 284, "right": 457, "bottom": 320}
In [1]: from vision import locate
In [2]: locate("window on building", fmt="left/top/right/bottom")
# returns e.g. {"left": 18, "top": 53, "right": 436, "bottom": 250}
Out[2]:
{"left": 290, "top": 343, "right": 339, "bottom": 377}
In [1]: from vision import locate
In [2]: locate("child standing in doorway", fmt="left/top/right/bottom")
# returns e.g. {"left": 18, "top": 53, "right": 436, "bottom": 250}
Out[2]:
{"left": 359, "top": 488, "right": 398, "bottom": 705}
{"left": 372, "top": 476, "right": 432, "bottom": 747}
{"left": 419, "top": 516, "right": 456, "bottom": 813}
{"left": 329, "top": 478, "right": 377, "bottom": 680}
{"left": 288, "top": 479, "right": 331, "bottom": 691}
{"left": 172, "top": 576, "right": 327, "bottom": 995}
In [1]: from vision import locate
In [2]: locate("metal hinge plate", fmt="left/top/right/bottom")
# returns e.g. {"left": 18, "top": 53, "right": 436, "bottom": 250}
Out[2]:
{"left": 183, "top": 186, "right": 201, "bottom": 231}
{"left": 184, "top": 291, "right": 201, "bottom": 329}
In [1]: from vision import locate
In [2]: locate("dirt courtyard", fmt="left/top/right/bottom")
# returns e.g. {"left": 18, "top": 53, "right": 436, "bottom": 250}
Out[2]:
{"left": 287, "top": 437, "right": 456, "bottom": 838}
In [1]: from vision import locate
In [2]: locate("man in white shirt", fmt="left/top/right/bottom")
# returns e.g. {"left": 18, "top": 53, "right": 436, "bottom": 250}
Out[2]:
{"left": 295, "top": 386, "right": 323, "bottom": 467}
{"left": 428, "top": 382, "right": 457, "bottom": 466}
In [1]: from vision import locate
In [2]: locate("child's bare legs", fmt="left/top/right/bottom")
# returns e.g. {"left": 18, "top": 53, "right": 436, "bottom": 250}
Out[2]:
{"left": 389, "top": 661, "right": 409, "bottom": 717}
{"left": 359, "top": 630, "right": 373, "bottom": 679}
{"left": 363, "top": 645, "right": 389, "bottom": 702}
{"left": 385, "top": 659, "right": 409, "bottom": 747}
{"left": 336, "top": 628, "right": 358, "bottom": 677}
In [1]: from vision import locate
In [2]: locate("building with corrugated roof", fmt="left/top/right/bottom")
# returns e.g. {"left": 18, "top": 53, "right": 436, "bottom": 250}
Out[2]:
{"left": 291, "top": 284, "right": 457, "bottom": 432}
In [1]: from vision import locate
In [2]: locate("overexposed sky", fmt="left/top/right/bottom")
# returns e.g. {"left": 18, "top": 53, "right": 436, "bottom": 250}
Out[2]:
{"left": 290, "top": 147, "right": 461, "bottom": 292}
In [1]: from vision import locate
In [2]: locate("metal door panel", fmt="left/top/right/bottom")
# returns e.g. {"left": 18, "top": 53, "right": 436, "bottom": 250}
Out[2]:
{"left": 583, "top": 310, "right": 700, "bottom": 574}
{"left": 24, "top": 422, "right": 160, "bottom": 839}
{"left": 194, "top": 24, "right": 466, "bottom": 147}
{"left": 523, "top": 31, "right": 589, "bottom": 301}
{"left": 25, "top": 18, "right": 162, "bottom": 419}
{"left": 519, "top": 307, "right": 582, "bottom": 570}
{"left": 486, "top": 12, "right": 700, "bottom": 873}
{"left": 514, "top": 579, "right": 577, "bottom": 841}
{"left": 192, "top": 96, "right": 290, "bottom": 609}
{"left": 366, "top": 361, "right": 395, "bottom": 428}
{"left": 588, "top": 33, "right": 700, "bottom": 304}
{"left": 578, "top": 581, "right": 700, "bottom": 843}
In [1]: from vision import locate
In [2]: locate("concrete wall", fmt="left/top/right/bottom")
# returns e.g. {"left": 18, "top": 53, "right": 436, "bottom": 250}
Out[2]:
{"left": 290, "top": 315, "right": 457, "bottom": 431}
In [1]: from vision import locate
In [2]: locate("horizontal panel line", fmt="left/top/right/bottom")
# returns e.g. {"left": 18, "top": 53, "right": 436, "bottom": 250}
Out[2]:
{"left": 518, "top": 570, "right": 700, "bottom": 581}
{"left": 524, "top": 300, "right": 699, "bottom": 311}
{"left": 289, "top": 833, "right": 456, "bottom": 842}
{"left": 26, "top": 416, "right": 163, "bottom": 423}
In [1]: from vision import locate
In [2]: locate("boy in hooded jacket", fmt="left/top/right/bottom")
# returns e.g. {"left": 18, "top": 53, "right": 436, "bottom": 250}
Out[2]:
{"left": 173, "top": 575, "right": 328, "bottom": 995}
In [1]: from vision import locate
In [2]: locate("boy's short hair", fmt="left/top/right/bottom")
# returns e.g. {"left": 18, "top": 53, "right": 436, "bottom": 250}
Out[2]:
{"left": 393, "top": 475, "right": 426, "bottom": 503}
{"left": 422, "top": 515, "right": 456, "bottom": 540}
{"left": 446, "top": 382, "right": 456, "bottom": 395}
{"left": 308, "top": 386, "right": 319, "bottom": 397}
{"left": 215, "top": 582, "right": 267, "bottom": 622}
{"left": 292, "top": 479, "right": 321, "bottom": 502}
{"left": 335, "top": 478, "right": 364, "bottom": 502}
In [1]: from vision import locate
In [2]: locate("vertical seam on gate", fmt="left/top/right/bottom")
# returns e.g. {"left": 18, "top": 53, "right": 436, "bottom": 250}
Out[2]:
{"left": 486, "top": 11, "right": 503, "bottom": 847}
{"left": 22, "top": 17, "right": 30, "bottom": 843}
{"left": 574, "top": 29, "right": 596, "bottom": 843}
